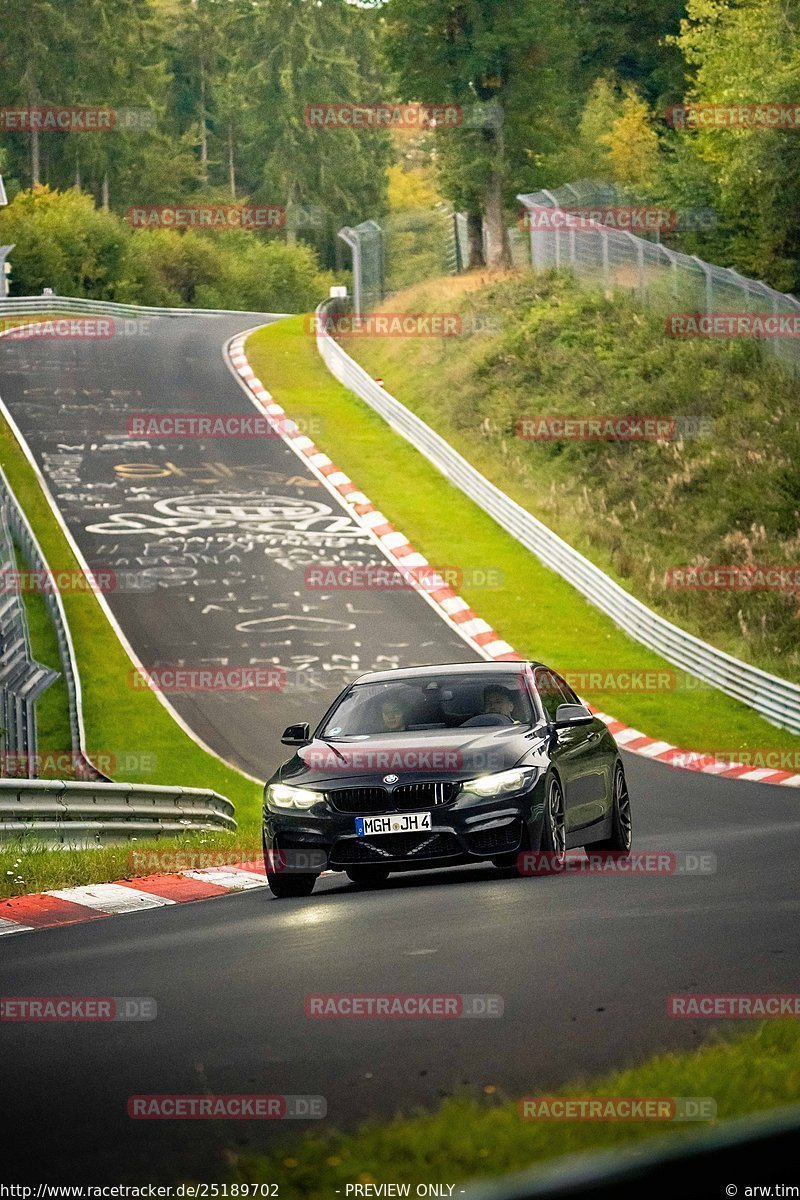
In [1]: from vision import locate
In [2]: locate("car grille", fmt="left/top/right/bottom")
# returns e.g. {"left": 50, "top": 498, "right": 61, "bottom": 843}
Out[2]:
{"left": 327, "top": 781, "right": 458, "bottom": 815}
{"left": 466, "top": 822, "right": 522, "bottom": 857}
{"left": 331, "top": 831, "right": 462, "bottom": 864}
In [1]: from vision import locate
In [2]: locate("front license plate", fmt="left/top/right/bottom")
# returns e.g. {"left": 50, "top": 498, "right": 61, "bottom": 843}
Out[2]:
{"left": 355, "top": 812, "right": 433, "bottom": 836}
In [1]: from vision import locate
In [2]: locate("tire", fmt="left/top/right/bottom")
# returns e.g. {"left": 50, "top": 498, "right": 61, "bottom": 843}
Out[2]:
{"left": 517, "top": 775, "right": 565, "bottom": 876}
{"left": 592, "top": 761, "right": 632, "bottom": 855}
{"left": 345, "top": 866, "right": 390, "bottom": 888}
{"left": 264, "top": 835, "right": 319, "bottom": 898}
{"left": 266, "top": 867, "right": 318, "bottom": 898}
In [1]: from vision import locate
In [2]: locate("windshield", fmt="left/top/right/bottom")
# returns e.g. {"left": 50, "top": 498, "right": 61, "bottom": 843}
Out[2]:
{"left": 320, "top": 673, "right": 534, "bottom": 738}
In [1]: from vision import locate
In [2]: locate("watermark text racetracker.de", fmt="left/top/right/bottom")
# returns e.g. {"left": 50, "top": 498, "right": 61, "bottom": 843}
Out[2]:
{"left": 308, "top": 313, "right": 463, "bottom": 338}
{"left": 0, "top": 318, "right": 153, "bottom": 340}
{"left": 128, "top": 1094, "right": 325, "bottom": 1119}
{"left": 126, "top": 413, "right": 323, "bottom": 439}
{"left": 304, "top": 565, "right": 503, "bottom": 591}
{"left": 0, "top": 105, "right": 155, "bottom": 131}
{"left": 665, "top": 564, "right": 800, "bottom": 592}
{"left": 517, "top": 851, "right": 716, "bottom": 876}
{"left": 2, "top": 750, "right": 156, "bottom": 778}
{"left": 666, "top": 313, "right": 800, "bottom": 338}
{"left": 1, "top": 997, "right": 156, "bottom": 1022}
{"left": 129, "top": 666, "right": 286, "bottom": 693}
{"left": 668, "top": 994, "right": 800, "bottom": 1018}
{"left": 129, "top": 848, "right": 327, "bottom": 874}
{"left": 125, "top": 205, "right": 286, "bottom": 230}
{"left": 519, "top": 1096, "right": 716, "bottom": 1121}
{"left": 516, "top": 415, "right": 714, "bottom": 441}
{"left": 306, "top": 994, "right": 503, "bottom": 1018}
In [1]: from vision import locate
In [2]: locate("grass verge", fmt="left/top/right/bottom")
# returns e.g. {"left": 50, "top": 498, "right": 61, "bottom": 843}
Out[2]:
{"left": 229, "top": 1021, "right": 800, "bottom": 1196}
{"left": 340, "top": 272, "right": 800, "bottom": 686}
{"left": 246, "top": 317, "right": 800, "bottom": 755}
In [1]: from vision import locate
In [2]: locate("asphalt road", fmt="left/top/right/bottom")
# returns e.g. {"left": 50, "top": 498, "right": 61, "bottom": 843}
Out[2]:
{"left": 2, "top": 753, "right": 799, "bottom": 1182}
{"left": 1, "top": 316, "right": 799, "bottom": 1184}
{"left": 0, "top": 313, "right": 474, "bottom": 778}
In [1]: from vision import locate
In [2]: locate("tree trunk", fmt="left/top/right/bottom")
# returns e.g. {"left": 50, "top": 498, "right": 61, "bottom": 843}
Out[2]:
{"left": 467, "top": 211, "right": 485, "bottom": 269}
{"left": 483, "top": 117, "right": 510, "bottom": 269}
{"left": 31, "top": 128, "right": 40, "bottom": 187}
{"left": 227, "top": 124, "right": 236, "bottom": 198}
{"left": 199, "top": 62, "right": 208, "bottom": 182}
{"left": 101, "top": 172, "right": 109, "bottom": 211}
{"left": 285, "top": 181, "right": 297, "bottom": 246}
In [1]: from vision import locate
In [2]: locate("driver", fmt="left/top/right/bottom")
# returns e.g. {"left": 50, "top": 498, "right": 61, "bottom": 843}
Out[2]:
{"left": 484, "top": 685, "right": 516, "bottom": 720}
{"left": 380, "top": 697, "right": 408, "bottom": 732}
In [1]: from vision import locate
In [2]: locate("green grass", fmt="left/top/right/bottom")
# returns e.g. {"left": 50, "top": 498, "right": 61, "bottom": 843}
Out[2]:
{"left": 343, "top": 272, "right": 800, "bottom": 687}
{"left": 229, "top": 1021, "right": 800, "bottom": 1196}
{"left": 246, "top": 317, "right": 800, "bottom": 755}
{"left": 0, "top": 340, "right": 261, "bottom": 897}
{"left": 13, "top": 538, "right": 73, "bottom": 757}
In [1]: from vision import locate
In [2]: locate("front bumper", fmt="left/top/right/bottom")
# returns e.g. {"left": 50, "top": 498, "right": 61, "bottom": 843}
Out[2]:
{"left": 264, "top": 775, "right": 547, "bottom": 872}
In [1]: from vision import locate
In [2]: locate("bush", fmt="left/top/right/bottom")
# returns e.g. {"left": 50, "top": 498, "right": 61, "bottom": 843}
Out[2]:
{"left": 0, "top": 186, "right": 130, "bottom": 298}
{"left": 0, "top": 187, "right": 333, "bottom": 312}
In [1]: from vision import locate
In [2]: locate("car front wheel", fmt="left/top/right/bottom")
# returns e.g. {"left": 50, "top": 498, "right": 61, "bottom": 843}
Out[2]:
{"left": 593, "top": 761, "right": 632, "bottom": 855}
{"left": 264, "top": 836, "right": 319, "bottom": 898}
{"left": 518, "top": 775, "right": 566, "bottom": 876}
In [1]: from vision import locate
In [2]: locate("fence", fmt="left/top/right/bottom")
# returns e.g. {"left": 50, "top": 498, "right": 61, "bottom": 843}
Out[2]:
{"left": 519, "top": 180, "right": 800, "bottom": 378}
{"left": 339, "top": 207, "right": 465, "bottom": 315}
{"left": 338, "top": 178, "right": 800, "bottom": 377}
{"left": 0, "top": 778, "right": 237, "bottom": 845}
{"left": 315, "top": 297, "right": 800, "bottom": 734}
{"left": 0, "top": 466, "right": 107, "bottom": 781}
{"left": 0, "top": 502, "right": 59, "bottom": 772}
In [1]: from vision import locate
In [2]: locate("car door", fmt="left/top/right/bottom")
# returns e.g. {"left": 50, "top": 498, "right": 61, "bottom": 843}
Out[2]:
{"left": 535, "top": 669, "right": 607, "bottom": 835}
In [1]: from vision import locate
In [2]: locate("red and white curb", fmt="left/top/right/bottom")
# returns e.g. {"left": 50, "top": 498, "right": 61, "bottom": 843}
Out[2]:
{"left": 227, "top": 334, "right": 518, "bottom": 663}
{"left": 228, "top": 332, "right": 800, "bottom": 792}
{"left": 3, "top": 329, "right": 798, "bottom": 939}
{"left": 0, "top": 864, "right": 270, "bottom": 936}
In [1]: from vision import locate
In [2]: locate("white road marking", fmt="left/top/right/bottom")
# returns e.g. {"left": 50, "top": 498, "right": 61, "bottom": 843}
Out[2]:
{"left": 47, "top": 884, "right": 175, "bottom": 913}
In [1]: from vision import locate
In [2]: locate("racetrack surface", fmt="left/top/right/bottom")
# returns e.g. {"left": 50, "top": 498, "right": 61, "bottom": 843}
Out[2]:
{"left": 2, "top": 753, "right": 799, "bottom": 1181}
{"left": 0, "top": 313, "right": 475, "bottom": 778}
{"left": 1, "top": 316, "right": 799, "bottom": 1183}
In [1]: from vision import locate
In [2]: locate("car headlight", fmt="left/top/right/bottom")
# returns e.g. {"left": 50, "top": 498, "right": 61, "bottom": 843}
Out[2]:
{"left": 266, "top": 783, "right": 321, "bottom": 811}
{"left": 460, "top": 768, "right": 533, "bottom": 798}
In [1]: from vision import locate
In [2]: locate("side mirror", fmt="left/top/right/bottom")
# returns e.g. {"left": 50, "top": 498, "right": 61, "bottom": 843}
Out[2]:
{"left": 281, "top": 722, "right": 311, "bottom": 747}
{"left": 554, "top": 703, "right": 593, "bottom": 729}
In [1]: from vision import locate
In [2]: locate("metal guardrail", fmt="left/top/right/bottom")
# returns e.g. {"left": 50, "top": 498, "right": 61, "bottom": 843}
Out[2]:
{"left": 0, "top": 466, "right": 109, "bottom": 781}
{"left": 0, "top": 502, "right": 59, "bottom": 769}
{"left": 0, "top": 295, "right": 292, "bottom": 319}
{"left": 0, "top": 779, "right": 236, "bottom": 844}
{"left": 315, "top": 299, "right": 800, "bottom": 733}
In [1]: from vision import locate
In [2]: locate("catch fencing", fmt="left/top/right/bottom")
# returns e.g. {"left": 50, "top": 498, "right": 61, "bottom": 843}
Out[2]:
{"left": 338, "top": 178, "right": 800, "bottom": 376}
{"left": 518, "top": 180, "right": 800, "bottom": 377}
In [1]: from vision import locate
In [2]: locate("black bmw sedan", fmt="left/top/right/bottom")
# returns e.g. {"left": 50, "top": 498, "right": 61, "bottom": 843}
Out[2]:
{"left": 262, "top": 661, "right": 632, "bottom": 897}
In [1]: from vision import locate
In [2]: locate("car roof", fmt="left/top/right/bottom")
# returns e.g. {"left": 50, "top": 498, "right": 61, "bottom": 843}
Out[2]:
{"left": 352, "top": 661, "right": 546, "bottom": 686}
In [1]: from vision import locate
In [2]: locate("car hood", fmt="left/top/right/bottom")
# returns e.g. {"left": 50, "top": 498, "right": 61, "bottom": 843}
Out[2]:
{"left": 277, "top": 726, "right": 548, "bottom": 788}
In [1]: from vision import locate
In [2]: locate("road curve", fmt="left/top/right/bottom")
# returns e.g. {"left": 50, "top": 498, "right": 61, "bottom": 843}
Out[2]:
{"left": 1, "top": 316, "right": 799, "bottom": 1183}
{"left": 0, "top": 314, "right": 477, "bottom": 778}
